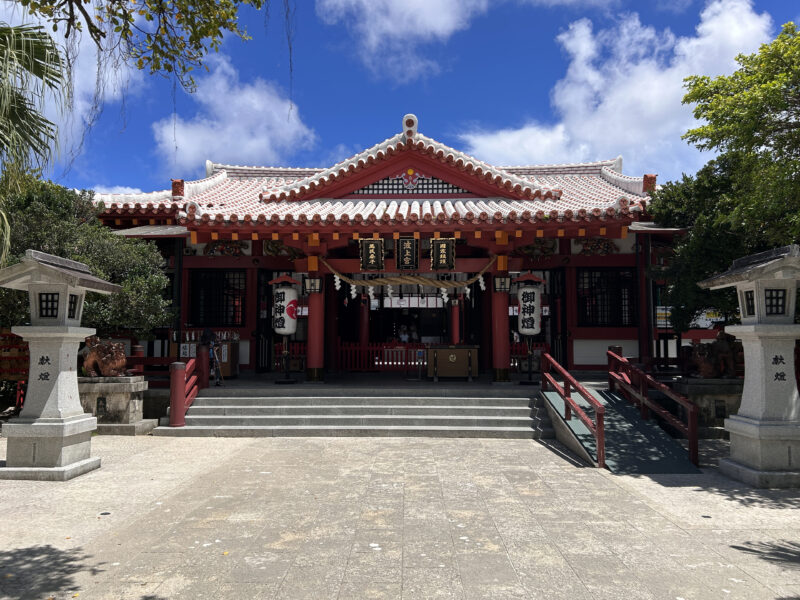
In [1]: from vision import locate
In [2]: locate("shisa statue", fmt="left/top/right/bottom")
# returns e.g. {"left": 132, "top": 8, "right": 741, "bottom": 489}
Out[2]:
{"left": 80, "top": 336, "right": 127, "bottom": 377}
{"left": 691, "top": 330, "right": 738, "bottom": 378}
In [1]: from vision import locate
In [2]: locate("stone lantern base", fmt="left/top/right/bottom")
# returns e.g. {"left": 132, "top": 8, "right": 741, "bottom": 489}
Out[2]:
{"left": 0, "top": 326, "right": 101, "bottom": 481}
{"left": 718, "top": 324, "right": 800, "bottom": 488}
{"left": 719, "top": 417, "right": 800, "bottom": 488}
{"left": 0, "top": 415, "right": 100, "bottom": 481}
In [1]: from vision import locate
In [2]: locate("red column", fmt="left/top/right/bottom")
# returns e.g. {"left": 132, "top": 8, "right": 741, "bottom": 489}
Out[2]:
{"left": 197, "top": 344, "right": 210, "bottom": 389}
{"left": 481, "top": 283, "right": 492, "bottom": 370}
{"left": 450, "top": 299, "right": 460, "bottom": 345}
{"left": 131, "top": 344, "right": 144, "bottom": 375}
{"left": 169, "top": 362, "right": 186, "bottom": 427}
{"left": 491, "top": 279, "right": 510, "bottom": 382}
{"left": 325, "top": 275, "right": 338, "bottom": 371}
{"left": 359, "top": 294, "right": 370, "bottom": 349}
{"left": 307, "top": 285, "right": 325, "bottom": 382}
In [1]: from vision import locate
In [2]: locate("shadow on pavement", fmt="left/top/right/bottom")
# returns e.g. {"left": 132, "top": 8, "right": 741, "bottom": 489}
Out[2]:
{"left": 731, "top": 540, "right": 800, "bottom": 569}
{"left": 0, "top": 544, "right": 102, "bottom": 599}
{"left": 636, "top": 472, "right": 800, "bottom": 509}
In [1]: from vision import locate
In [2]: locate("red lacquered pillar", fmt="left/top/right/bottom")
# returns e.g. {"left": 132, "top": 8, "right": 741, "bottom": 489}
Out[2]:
{"left": 491, "top": 277, "right": 510, "bottom": 382}
{"left": 307, "top": 283, "right": 325, "bottom": 382}
{"left": 359, "top": 294, "right": 370, "bottom": 349}
{"left": 450, "top": 298, "right": 460, "bottom": 345}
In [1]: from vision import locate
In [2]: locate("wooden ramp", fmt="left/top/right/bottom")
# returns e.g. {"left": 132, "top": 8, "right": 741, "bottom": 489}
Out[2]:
{"left": 542, "top": 388, "right": 701, "bottom": 475}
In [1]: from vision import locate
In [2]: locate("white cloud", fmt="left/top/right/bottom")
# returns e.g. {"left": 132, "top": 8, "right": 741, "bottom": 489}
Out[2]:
{"left": 315, "top": 0, "right": 490, "bottom": 82}
{"left": 460, "top": 0, "right": 773, "bottom": 182}
{"left": 656, "top": 0, "right": 694, "bottom": 13}
{"left": 151, "top": 56, "right": 315, "bottom": 174}
{"left": 520, "top": 0, "right": 617, "bottom": 6}
{"left": 92, "top": 185, "right": 143, "bottom": 194}
{"left": 0, "top": 2, "right": 141, "bottom": 172}
{"left": 315, "top": 0, "right": 620, "bottom": 81}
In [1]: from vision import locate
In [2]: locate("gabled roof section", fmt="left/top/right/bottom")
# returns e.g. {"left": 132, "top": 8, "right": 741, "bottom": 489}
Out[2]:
{"left": 94, "top": 113, "right": 654, "bottom": 226}
{"left": 259, "top": 117, "right": 563, "bottom": 203}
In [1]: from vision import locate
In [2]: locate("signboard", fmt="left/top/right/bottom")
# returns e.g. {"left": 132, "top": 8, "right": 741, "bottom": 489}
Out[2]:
{"left": 360, "top": 239, "right": 384, "bottom": 271}
{"left": 273, "top": 286, "right": 298, "bottom": 335}
{"left": 430, "top": 238, "right": 455, "bottom": 270}
{"left": 518, "top": 285, "right": 542, "bottom": 335}
{"left": 397, "top": 237, "right": 419, "bottom": 270}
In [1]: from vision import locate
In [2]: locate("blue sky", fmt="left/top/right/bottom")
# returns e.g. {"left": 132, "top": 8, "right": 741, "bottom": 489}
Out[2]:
{"left": 5, "top": 0, "right": 798, "bottom": 194}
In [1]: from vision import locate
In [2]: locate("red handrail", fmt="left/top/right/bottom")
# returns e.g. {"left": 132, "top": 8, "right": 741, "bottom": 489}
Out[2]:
{"left": 541, "top": 353, "right": 605, "bottom": 468}
{"left": 169, "top": 355, "right": 205, "bottom": 427}
{"left": 607, "top": 350, "right": 698, "bottom": 466}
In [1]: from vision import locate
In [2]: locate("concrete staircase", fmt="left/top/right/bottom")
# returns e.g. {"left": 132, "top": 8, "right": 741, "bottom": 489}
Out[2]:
{"left": 152, "top": 385, "right": 553, "bottom": 438}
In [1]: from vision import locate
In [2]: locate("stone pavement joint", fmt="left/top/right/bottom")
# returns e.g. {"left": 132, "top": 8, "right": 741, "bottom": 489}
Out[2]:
{"left": 0, "top": 436, "right": 798, "bottom": 599}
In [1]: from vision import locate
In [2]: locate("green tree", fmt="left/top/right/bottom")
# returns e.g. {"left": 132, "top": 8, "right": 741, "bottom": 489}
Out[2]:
{"left": 17, "top": 0, "right": 293, "bottom": 92}
{"left": 0, "top": 175, "right": 172, "bottom": 338}
{"left": 652, "top": 22, "right": 800, "bottom": 332}
{"left": 649, "top": 154, "right": 762, "bottom": 332}
{"left": 0, "top": 22, "right": 66, "bottom": 265}
{"left": 682, "top": 21, "right": 800, "bottom": 244}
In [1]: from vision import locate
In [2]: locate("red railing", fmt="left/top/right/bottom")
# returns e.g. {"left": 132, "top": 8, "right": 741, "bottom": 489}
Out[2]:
{"left": 125, "top": 355, "right": 173, "bottom": 387}
{"left": 14, "top": 381, "right": 25, "bottom": 412}
{"left": 510, "top": 341, "right": 550, "bottom": 372}
{"left": 337, "top": 341, "right": 427, "bottom": 372}
{"left": 542, "top": 352, "right": 606, "bottom": 468}
{"left": 273, "top": 342, "right": 307, "bottom": 371}
{"left": 607, "top": 350, "right": 698, "bottom": 466}
{"left": 168, "top": 346, "right": 209, "bottom": 427}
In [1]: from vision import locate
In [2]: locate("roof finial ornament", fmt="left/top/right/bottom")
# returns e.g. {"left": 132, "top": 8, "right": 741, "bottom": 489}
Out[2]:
{"left": 403, "top": 114, "right": 418, "bottom": 141}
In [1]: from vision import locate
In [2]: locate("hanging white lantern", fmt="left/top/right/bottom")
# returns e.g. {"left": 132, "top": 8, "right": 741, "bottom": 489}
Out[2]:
{"left": 517, "top": 285, "right": 542, "bottom": 336}
{"left": 273, "top": 286, "right": 298, "bottom": 335}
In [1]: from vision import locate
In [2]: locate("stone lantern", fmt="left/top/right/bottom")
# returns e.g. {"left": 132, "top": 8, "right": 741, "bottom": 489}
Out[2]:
{"left": 0, "top": 250, "right": 120, "bottom": 481}
{"left": 698, "top": 245, "right": 800, "bottom": 488}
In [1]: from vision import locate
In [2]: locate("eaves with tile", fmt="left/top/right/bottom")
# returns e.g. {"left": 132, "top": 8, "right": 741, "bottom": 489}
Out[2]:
{"left": 95, "top": 114, "right": 655, "bottom": 250}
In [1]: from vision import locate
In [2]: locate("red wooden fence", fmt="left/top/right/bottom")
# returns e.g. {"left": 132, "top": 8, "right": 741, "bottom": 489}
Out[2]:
{"left": 337, "top": 341, "right": 427, "bottom": 372}
{"left": 607, "top": 350, "right": 698, "bottom": 466}
{"left": 273, "top": 342, "right": 308, "bottom": 371}
{"left": 542, "top": 352, "right": 606, "bottom": 468}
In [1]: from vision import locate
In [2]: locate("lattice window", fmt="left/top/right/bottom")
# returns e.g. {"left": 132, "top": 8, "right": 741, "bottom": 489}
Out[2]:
{"left": 744, "top": 290, "right": 755, "bottom": 316}
{"left": 352, "top": 176, "right": 469, "bottom": 195}
{"left": 576, "top": 269, "right": 638, "bottom": 327}
{"left": 190, "top": 270, "right": 246, "bottom": 327}
{"left": 764, "top": 288, "right": 786, "bottom": 315}
{"left": 68, "top": 294, "right": 79, "bottom": 319}
{"left": 39, "top": 293, "right": 59, "bottom": 318}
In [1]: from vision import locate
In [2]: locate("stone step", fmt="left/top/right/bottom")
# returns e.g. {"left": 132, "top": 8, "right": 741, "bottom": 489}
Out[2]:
{"left": 197, "top": 386, "right": 539, "bottom": 399}
{"left": 182, "top": 414, "right": 539, "bottom": 428}
{"left": 191, "top": 396, "right": 542, "bottom": 408}
{"left": 152, "top": 425, "right": 552, "bottom": 439}
{"left": 186, "top": 404, "right": 539, "bottom": 417}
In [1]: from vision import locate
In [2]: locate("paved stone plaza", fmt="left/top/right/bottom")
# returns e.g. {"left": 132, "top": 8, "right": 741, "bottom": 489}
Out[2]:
{"left": 0, "top": 436, "right": 798, "bottom": 599}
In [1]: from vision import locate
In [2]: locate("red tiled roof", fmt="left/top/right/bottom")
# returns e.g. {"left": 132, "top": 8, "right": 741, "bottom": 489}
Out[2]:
{"left": 95, "top": 118, "right": 651, "bottom": 228}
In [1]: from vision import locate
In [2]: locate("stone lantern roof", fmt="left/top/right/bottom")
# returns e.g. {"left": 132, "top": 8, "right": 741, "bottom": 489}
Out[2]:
{"left": 0, "top": 250, "right": 121, "bottom": 294}
{"left": 698, "top": 245, "right": 800, "bottom": 290}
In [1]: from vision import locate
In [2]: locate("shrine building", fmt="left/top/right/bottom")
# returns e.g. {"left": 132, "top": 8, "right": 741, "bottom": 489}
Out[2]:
{"left": 96, "top": 114, "right": 680, "bottom": 381}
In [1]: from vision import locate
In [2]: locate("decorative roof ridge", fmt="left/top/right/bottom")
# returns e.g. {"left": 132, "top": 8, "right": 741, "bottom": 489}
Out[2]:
{"left": 93, "top": 188, "right": 172, "bottom": 206}
{"left": 185, "top": 170, "right": 227, "bottom": 198}
{"left": 599, "top": 165, "right": 647, "bottom": 197}
{"left": 206, "top": 159, "right": 324, "bottom": 178}
{"left": 501, "top": 157, "right": 620, "bottom": 174}
{"left": 261, "top": 128, "right": 560, "bottom": 202}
